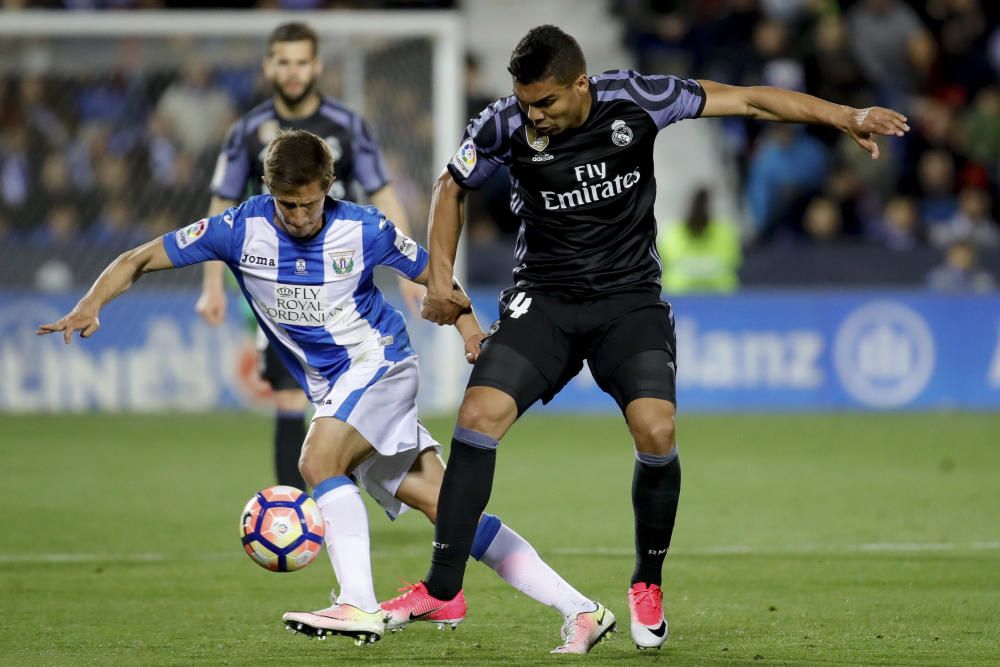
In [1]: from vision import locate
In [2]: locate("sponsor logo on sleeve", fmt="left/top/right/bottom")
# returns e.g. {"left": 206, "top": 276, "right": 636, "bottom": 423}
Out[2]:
{"left": 394, "top": 229, "right": 419, "bottom": 261}
{"left": 175, "top": 219, "right": 208, "bottom": 249}
{"left": 451, "top": 139, "right": 477, "bottom": 178}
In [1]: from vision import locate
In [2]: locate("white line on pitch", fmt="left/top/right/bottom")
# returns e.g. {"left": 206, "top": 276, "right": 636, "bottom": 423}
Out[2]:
{"left": 1, "top": 541, "right": 999, "bottom": 564}
{"left": 551, "top": 541, "right": 1000, "bottom": 557}
{"left": 0, "top": 552, "right": 239, "bottom": 564}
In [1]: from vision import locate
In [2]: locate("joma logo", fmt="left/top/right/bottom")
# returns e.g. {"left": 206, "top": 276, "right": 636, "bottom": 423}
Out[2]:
{"left": 241, "top": 253, "right": 276, "bottom": 267}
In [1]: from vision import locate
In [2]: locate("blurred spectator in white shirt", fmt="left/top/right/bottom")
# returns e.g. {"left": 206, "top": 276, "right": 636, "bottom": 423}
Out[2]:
{"left": 155, "top": 61, "right": 234, "bottom": 155}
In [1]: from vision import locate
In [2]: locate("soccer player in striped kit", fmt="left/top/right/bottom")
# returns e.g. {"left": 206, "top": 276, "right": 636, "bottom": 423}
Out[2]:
{"left": 38, "top": 129, "right": 611, "bottom": 654}
{"left": 197, "top": 21, "right": 424, "bottom": 494}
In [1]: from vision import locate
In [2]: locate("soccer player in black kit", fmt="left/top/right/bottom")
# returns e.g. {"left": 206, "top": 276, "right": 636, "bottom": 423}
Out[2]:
{"left": 392, "top": 25, "right": 911, "bottom": 652}
{"left": 195, "top": 22, "right": 423, "bottom": 490}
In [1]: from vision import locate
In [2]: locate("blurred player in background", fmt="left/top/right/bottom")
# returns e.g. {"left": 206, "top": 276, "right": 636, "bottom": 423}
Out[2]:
{"left": 38, "top": 129, "right": 610, "bottom": 655}
{"left": 412, "top": 25, "right": 911, "bottom": 651}
{"left": 196, "top": 21, "right": 423, "bottom": 491}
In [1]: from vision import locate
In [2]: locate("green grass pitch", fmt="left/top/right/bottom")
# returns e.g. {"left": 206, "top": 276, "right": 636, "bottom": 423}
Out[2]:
{"left": 2, "top": 412, "right": 999, "bottom": 665}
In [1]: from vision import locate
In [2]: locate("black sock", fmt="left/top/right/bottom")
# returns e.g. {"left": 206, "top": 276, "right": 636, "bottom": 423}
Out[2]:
{"left": 425, "top": 429, "right": 498, "bottom": 601}
{"left": 631, "top": 450, "right": 681, "bottom": 587}
{"left": 274, "top": 412, "right": 307, "bottom": 490}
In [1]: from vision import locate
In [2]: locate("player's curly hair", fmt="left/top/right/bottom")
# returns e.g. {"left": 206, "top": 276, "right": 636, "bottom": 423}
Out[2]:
{"left": 263, "top": 129, "right": 335, "bottom": 194}
{"left": 508, "top": 25, "right": 587, "bottom": 85}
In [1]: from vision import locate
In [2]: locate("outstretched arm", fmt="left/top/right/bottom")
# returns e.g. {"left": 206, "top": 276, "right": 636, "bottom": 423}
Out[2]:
{"left": 697, "top": 80, "right": 910, "bottom": 159}
{"left": 422, "top": 168, "right": 469, "bottom": 326}
{"left": 37, "top": 238, "right": 175, "bottom": 344}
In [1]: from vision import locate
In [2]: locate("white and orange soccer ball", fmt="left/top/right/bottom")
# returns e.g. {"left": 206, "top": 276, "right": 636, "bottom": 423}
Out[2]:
{"left": 240, "top": 485, "right": 324, "bottom": 572}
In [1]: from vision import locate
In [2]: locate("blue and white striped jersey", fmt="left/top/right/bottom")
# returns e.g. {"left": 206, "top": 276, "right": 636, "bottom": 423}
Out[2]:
{"left": 162, "top": 194, "right": 428, "bottom": 401}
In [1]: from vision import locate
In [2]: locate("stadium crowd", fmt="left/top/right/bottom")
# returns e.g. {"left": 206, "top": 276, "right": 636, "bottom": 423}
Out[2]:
{"left": 612, "top": 0, "right": 1000, "bottom": 290}
{"left": 1, "top": 0, "right": 998, "bottom": 291}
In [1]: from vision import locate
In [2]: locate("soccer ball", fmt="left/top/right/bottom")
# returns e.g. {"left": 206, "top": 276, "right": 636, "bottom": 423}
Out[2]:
{"left": 240, "top": 485, "right": 324, "bottom": 572}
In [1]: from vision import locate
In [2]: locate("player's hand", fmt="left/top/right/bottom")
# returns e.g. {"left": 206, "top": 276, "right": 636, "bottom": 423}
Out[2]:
{"left": 195, "top": 285, "right": 227, "bottom": 326}
{"left": 449, "top": 288, "right": 472, "bottom": 311}
{"left": 463, "top": 332, "right": 487, "bottom": 364}
{"left": 846, "top": 106, "right": 910, "bottom": 160}
{"left": 397, "top": 276, "right": 426, "bottom": 317}
{"left": 36, "top": 305, "right": 100, "bottom": 344}
{"left": 421, "top": 287, "right": 469, "bottom": 326}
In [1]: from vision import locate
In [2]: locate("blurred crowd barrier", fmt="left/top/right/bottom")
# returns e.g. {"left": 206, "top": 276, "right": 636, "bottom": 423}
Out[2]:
{"left": 532, "top": 290, "right": 1000, "bottom": 413}
{"left": 5, "top": 288, "right": 998, "bottom": 414}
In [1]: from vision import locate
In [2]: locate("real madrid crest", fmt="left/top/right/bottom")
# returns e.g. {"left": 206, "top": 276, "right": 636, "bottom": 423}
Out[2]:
{"left": 611, "top": 119, "right": 633, "bottom": 147}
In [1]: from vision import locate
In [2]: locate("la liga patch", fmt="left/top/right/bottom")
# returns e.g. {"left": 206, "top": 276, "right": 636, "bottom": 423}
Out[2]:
{"left": 451, "top": 139, "right": 477, "bottom": 178}
{"left": 176, "top": 219, "right": 208, "bottom": 249}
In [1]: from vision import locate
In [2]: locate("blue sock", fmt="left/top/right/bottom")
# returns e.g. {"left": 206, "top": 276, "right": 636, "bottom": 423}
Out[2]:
{"left": 470, "top": 513, "right": 503, "bottom": 561}
{"left": 312, "top": 475, "right": 354, "bottom": 501}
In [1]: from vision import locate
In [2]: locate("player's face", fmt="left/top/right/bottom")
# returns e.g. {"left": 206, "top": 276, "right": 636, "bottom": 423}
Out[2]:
{"left": 265, "top": 40, "right": 321, "bottom": 107}
{"left": 271, "top": 180, "right": 328, "bottom": 238}
{"left": 513, "top": 74, "right": 590, "bottom": 136}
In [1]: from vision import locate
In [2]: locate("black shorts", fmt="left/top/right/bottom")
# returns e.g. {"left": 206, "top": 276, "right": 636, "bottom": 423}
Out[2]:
{"left": 468, "top": 289, "right": 677, "bottom": 415}
{"left": 259, "top": 337, "right": 301, "bottom": 392}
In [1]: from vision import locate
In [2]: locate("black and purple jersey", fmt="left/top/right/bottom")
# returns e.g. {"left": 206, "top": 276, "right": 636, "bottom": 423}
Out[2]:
{"left": 211, "top": 96, "right": 390, "bottom": 202}
{"left": 449, "top": 70, "right": 705, "bottom": 298}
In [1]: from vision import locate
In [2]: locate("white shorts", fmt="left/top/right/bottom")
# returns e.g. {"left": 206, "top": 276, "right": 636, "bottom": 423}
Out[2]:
{"left": 313, "top": 355, "right": 441, "bottom": 519}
